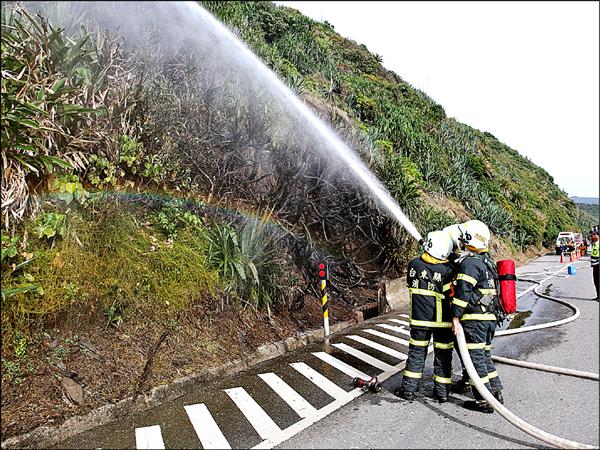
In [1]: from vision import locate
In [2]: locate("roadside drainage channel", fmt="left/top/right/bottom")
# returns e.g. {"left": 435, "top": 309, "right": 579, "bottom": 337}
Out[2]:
{"left": 1, "top": 319, "right": 367, "bottom": 449}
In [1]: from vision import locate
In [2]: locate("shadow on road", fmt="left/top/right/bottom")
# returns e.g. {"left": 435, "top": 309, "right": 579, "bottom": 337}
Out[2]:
{"left": 416, "top": 396, "right": 553, "bottom": 449}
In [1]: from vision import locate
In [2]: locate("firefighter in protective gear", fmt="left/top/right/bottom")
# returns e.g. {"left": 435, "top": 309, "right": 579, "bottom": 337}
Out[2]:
{"left": 591, "top": 232, "right": 599, "bottom": 300}
{"left": 395, "top": 231, "right": 455, "bottom": 403}
{"left": 443, "top": 222, "right": 471, "bottom": 393}
{"left": 443, "top": 223, "right": 465, "bottom": 265}
{"left": 451, "top": 220, "right": 503, "bottom": 413}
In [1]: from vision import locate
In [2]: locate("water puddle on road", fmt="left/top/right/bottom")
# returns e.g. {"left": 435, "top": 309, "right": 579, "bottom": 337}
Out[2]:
{"left": 506, "top": 310, "right": 533, "bottom": 330}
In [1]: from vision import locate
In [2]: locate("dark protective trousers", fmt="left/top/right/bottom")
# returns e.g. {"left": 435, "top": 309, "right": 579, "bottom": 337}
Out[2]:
{"left": 400, "top": 327, "right": 454, "bottom": 397}
{"left": 593, "top": 265, "right": 599, "bottom": 298}
{"left": 462, "top": 320, "right": 503, "bottom": 400}
{"left": 453, "top": 335, "right": 469, "bottom": 382}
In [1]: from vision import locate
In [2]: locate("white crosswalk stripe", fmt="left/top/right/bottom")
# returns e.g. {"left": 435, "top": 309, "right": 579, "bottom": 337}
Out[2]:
{"left": 224, "top": 387, "right": 282, "bottom": 440}
{"left": 388, "top": 318, "right": 410, "bottom": 327}
{"left": 332, "top": 342, "right": 396, "bottom": 372}
{"left": 184, "top": 403, "right": 231, "bottom": 449}
{"left": 131, "top": 315, "right": 416, "bottom": 449}
{"left": 362, "top": 328, "right": 410, "bottom": 347}
{"left": 399, "top": 313, "right": 409, "bottom": 318}
{"left": 290, "top": 362, "right": 348, "bottom": 400}
{"left": 312, "top": 351, "right": 369, "bottom": 379}
{"left": 365, "top": 328, "right": 434, "bottom": 350}
{"left": 345, "top": 335, "right": 407, "bottom": 360}
{"left": 135, "top": 425, "right": 165, "bottom": 449}
{"left": 375, "top": 323, "right": 409, "bottom": 336}
{"left": 258, "top": 373, "right": 317, "bottom": 419}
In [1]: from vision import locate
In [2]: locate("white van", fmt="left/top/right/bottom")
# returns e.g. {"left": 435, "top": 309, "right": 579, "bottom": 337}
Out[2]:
{"left": 555, "top": 232, "right": 576, "bottom": 254}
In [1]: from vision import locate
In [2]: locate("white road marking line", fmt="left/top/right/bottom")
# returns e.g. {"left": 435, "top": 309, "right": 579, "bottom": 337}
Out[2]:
{"left": 399, "top": 313, "right": 409, "bottom": 318}
{"left": 388, "top": 318, "right": 410, "bottom": 327}
{"left": 375, "top": 323, "right": 410, "bottom": 336}
{"left": 224, "top": 387, "right": 281, "bottom": 440}
{"left": 184, "top": 403, "right": 231, "bottom": 449}
{"left": 290, "top": 362, "right": 348, "bottom": 400}
{"left": 312, "top": 351, "right": 369, "bottom": 379}
{"left": 256, "top": 262, "right": 572, "bottom": 449}
{"left": 135, "top": 425, "right": 165, "bottom": 450}
{"left": 345, "top": 335, "right": 408, "bottom": 360}
{"left": 252, "top": 359, "right": 408, "bottom": 449}
{"left": 258, "top": 373, "right": 317, "bottom": 419}
{"left": 332, "top": 343, "right": 395, "bottom": 372}
{"left": 362, "top": 328, "right": 410, "bottom": 347}
{"left": 516, "top": 263, "right": 577, "bottom": 299}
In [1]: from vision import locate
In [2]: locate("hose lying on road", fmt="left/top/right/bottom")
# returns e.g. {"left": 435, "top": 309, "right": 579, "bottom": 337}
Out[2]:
{"left": 492, "top": 273, "right": 599, "bottom": 381}
{"left": 495, "top": 276, "right": 581, "bottom": 337}
{"left": 455, "top": 260, "right": 597, "bottom": 449}
{"left": 491, "top": 355, "right": 599, "bottom": 381}
{"left": 493, "top": 271, "right": 599, "bottom": 381}
{"left": 456, "top": 324, "right": 596, "bottom": 450}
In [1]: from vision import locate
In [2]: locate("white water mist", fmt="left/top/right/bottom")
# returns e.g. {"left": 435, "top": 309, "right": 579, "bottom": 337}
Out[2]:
{"left": 186, "top": 2, "right": 422, "bottom": 242}
{"left": 27, "top": 0, "right": 423, "bottom": 242}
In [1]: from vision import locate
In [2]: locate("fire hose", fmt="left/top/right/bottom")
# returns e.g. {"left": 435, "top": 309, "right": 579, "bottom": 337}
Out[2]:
{"left": 455, "top": 260, "right": 598, "bottom": 449}
{"left": 492, "top": 273, "right": 599, "bottom": 381}
{"left": 456, "top": 324, "right": 595, "bottom": 449}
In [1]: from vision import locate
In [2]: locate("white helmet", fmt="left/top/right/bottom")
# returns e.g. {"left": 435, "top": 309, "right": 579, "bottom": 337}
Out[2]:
{"left": 443, "top": 224, "right": 464, "bottom": 252}
{"left": 462, "top": 219, "right": 491, "bottom": 251}
{"left": 423, "top": 230, "right": 453, "bottom": 260}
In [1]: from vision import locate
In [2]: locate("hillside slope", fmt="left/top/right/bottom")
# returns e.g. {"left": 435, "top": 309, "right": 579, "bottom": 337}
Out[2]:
{"left": 203, "top": 1, "right": 581, "bottom": 250}
{"left": 0, "top": 1, "right": 587, "bottom": 441}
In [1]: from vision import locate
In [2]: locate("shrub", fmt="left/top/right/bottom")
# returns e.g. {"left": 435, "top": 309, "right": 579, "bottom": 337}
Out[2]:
{"left": 205, "top": 215, "right": 286, "bottom": 309}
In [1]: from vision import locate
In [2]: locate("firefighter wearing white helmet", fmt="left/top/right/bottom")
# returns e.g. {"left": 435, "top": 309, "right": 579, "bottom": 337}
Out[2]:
{"left": 443, "top": 223, "right": 466, "bottom": 264}
{"left": 451, "top": 219, "right": 504, "bottom": 413}
{"left": 395, "top": 230, "right": 455, "bottom": 403}
{"left": 461, "top": 219, "right": 491, "bottom": 251}
{"left": 443, "top": 223, "right": 471, "bottom": 392}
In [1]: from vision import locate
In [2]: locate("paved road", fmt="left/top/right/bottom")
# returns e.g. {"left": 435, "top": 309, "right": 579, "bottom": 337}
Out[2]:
{"left": 55, "top": 254, "right": 599, "bottom": 449}
{"left": 278, "top": 254, "right": 599, "bottom": 449}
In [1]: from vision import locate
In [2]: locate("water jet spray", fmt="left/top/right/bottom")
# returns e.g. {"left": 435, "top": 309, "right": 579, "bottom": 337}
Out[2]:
{"left": 178, "top": 2, "right": 424, "bottom": 243}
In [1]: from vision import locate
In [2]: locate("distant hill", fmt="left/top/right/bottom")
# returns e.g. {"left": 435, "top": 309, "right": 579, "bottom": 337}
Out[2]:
{"left": 575, "top": 202, "right": 599, "bottom": 222}
{"left": 571, "top": 196, "right": 599, "bottom": 205}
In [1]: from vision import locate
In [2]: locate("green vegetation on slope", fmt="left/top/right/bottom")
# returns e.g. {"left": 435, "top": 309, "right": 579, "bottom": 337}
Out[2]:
{"left": 203, "top": 0, "right": 580, "bottom": 248}
{"left": 0, "top": 1, "right": 583, "bottom": 349}
{"left": 575, "top": 203, "right": 599, "bottom": 231}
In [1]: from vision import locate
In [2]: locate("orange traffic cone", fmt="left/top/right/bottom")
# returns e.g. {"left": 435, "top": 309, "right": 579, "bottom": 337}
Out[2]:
{"left": 560, "top": 252, "right": 564, "bottom": 263}
{"left": 570, "top": 252, "right": 574, "bottom": 262}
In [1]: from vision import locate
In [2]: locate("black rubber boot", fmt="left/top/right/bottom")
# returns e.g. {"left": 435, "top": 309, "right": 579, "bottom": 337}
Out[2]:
{"left": 394, "top": 388, "right": 415, "bottom": 401}
{"left": 463, "top": 400, "right": 494, "bottom": 413}
{"left": 433, "top": 393, "right": 448, "bottom": 403}
{"left": 493, "top": 390, "right": 504, "bottom": 404}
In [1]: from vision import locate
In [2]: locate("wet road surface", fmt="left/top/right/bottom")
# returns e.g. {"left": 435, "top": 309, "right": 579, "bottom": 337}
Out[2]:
{"left": 54, "top": 254, "right": 599, "bottom": 449}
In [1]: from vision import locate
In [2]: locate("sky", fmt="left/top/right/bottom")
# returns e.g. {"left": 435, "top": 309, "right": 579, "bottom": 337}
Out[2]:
{"left": 276, "top": 1, "right": 599, "bottom": 198}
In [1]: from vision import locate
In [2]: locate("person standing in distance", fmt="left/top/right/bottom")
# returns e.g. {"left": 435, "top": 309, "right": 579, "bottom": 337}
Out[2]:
{"left": 591, "top": 232, "right": 599, "bottom": 300}
{"left": 395, "top": 230, "right": 455, "bottom": 403}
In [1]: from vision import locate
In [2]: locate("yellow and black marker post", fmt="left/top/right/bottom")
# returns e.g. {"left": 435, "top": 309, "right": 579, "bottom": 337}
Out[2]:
{"left": 318, "top": 262, "right": 330, "bottom": 344}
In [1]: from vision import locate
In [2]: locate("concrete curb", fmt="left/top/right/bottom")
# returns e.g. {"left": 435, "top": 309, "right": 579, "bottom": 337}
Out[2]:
{"left": 0, "top": 321, "right": 355, "bottom": 449}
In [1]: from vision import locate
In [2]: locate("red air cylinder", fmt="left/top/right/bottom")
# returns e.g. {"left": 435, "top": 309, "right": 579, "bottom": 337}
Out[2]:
{"left": 497, "top": 260, "right": 517, "bottom": 314}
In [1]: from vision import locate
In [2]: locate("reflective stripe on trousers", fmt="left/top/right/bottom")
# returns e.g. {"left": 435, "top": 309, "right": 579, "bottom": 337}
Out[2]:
{"left": 462, "top": 320, "right": 503, "bottom": 399}
{"left": 401, "top": 327, "right": 454, "bottom": 397}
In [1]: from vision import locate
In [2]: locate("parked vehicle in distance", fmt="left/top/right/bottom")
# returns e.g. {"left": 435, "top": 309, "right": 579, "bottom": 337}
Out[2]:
{"left": 555, "top": 231, "right": 577, "bottom": 254}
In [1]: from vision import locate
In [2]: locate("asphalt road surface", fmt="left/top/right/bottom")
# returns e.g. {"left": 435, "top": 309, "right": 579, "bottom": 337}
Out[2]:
{"left": 55, "top": 253, "right": 599, "bottom": 449}
{"left": 277, "top": 254, "right": 599, "bottom": 449}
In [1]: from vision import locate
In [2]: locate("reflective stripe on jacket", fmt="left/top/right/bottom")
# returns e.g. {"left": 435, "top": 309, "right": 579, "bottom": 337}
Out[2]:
{"left": 592, "top": 242, "right": 599, "bottom": 266}
{"left": 406, "top": 254, "right": 455, "bottom": 328}
{"left": 452, "top": 252, "right": 498, "bottom": 321}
